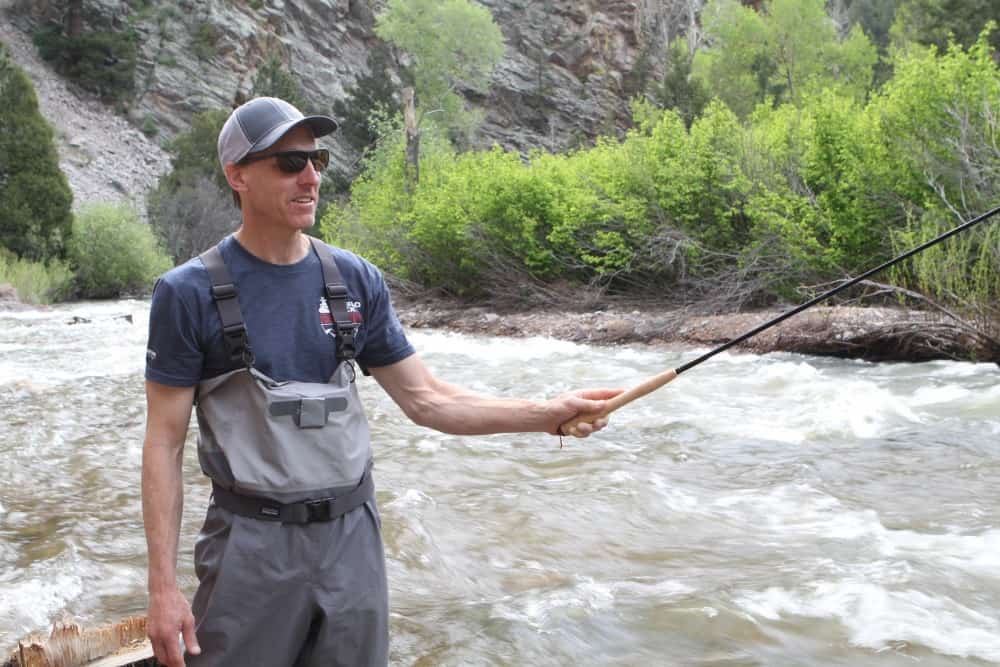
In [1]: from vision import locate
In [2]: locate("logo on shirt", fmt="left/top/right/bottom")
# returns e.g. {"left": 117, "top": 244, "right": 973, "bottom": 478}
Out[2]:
{"left": 319, "top": 297, "right": 364, "bottom": 337}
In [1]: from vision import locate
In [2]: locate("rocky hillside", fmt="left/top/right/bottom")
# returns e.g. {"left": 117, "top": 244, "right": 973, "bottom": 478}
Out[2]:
{"left": 0, "top": 1, "right": 171, "bottom": 215}
{"left": 5, "top": 0, "right": 687, "bottom": 206}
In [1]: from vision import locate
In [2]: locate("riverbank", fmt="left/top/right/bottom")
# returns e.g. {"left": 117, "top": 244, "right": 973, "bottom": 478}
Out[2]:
{"left": 2, "top": 284, "right": 996, "bottom": 363}
{"left": 395, "top": 296, "right": 1000, "bottom": 363}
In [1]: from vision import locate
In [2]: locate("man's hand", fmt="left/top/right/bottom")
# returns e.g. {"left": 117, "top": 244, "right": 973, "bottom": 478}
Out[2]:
{"left": 147, "top": 588, "right": 200, "bottom": 667}
{"left": 545, "top": 388, "right": 623, "bottom": 437}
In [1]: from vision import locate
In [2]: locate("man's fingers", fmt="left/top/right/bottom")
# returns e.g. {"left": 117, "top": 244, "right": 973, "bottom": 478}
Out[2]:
{"left": 577, "top": 388, "right": 624, "bottom": 401}
{"left": 150, "top": 639, "right": 165, "bottom": 666}
{"left": 165, "top": 639, "right": 185, "bottom": 667}
{"left": 182, "top": 614, "right": 201, "bottom": 656}
{"left": 151, "top": 636, "right": 182, "bottom": 667}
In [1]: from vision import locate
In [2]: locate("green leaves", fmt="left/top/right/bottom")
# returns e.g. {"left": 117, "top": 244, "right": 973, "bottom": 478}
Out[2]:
{"left": 68, "top": 203, "right": 172, "bottom": 299}
{"left": 375, "top": 0, "right": 504, "bottom": 133}
{"left": 0, "top": 43, "right": 73, "bottom": 262}
{"left": 322, "top": 7, "right": 998, "bottom": 315}
{"left": 694, "top": 0, "right": 877, "bottom": 117}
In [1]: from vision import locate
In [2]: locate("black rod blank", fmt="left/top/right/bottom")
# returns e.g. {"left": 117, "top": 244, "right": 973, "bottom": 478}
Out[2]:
{"left": 676, "top": 205, "right": 1000, "bottom": 375}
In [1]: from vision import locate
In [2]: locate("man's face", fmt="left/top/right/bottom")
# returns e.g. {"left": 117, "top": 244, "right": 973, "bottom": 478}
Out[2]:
{"left": 238, "top": 125, "right": 322, "bottom": 231}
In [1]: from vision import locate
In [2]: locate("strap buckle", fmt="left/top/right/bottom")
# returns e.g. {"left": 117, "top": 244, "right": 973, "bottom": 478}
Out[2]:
{"left": 304, "top": 497, "right": 336, "bottom": 522}
{"left": 211, "top": 283, "right": 237, "bottom": 300}
{"left": 325, "top": 283, "right": 348, "bottom": 299}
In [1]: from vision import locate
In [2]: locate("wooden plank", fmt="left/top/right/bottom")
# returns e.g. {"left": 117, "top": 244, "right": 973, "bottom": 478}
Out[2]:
{"left": 81, "top": 642, "right": 154, "bottom": 667}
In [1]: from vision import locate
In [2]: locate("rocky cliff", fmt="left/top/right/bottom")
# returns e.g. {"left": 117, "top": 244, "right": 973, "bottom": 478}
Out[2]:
{"left": 6, "top": 0, "right": 685, "bottom": 188}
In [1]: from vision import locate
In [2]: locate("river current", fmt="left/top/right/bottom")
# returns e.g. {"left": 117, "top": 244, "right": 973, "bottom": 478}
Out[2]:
{"left": 1, "top": 300, "right": 998, "bottom": 665}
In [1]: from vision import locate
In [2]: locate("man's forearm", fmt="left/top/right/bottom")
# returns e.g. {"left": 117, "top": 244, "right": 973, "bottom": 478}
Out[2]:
{"left": 409, "top": 381, "right": 553, "bottom": 434}
{"left": 142, "top": 438, "right": 185, "bottom": 593}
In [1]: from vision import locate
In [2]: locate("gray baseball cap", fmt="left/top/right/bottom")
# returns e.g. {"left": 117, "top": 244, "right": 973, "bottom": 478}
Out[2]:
{"left": 217, "top": 97, "right": 338, "bottom": 167}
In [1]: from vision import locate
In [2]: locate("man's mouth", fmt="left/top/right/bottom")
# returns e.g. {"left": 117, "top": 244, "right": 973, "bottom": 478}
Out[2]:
{"left": 291, "top": 196, "right": 315, "bottom": 204}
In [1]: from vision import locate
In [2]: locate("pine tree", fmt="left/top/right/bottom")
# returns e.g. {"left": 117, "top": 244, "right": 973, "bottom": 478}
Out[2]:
{"left": 0, "top": 43, "right": 73, "bottom": 260}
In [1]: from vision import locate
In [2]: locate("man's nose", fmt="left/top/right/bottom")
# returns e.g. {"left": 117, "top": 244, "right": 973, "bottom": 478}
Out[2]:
{"left": 298, "top": 159, "right": 321, "bottom": 185}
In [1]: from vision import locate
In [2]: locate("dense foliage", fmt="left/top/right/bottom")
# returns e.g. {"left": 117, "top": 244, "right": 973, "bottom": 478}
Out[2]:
{"left": 0, "top": 247, "right": 73, "bottom": 304}
{"left": 32, "top": 25, "right": 137, "bottom": 103}
{"left": 0, "top": 43, "right": 73, "bottom": 262}
{"left": 69, "top": 203, "right": 172, "bottom": 299}
{"left": 323, "top": 15, "right": 1000, "bottom": 318}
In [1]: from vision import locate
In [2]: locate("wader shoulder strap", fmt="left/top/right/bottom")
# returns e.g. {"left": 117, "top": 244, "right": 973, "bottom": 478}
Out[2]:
{"left": 308, "top": 237, "right": 359, "bottom": 363}
{"left": 199, "top": 245, "right": 253, "bottom": 368}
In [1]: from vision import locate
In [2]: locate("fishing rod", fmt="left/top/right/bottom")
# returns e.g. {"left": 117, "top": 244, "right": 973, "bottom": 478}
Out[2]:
{"left": 559, "top": 204, "right": 1000, "bottom": 436}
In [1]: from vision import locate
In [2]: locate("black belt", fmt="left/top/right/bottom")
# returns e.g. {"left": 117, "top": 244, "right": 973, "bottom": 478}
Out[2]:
{"left": 211, "top": 466, "right": 374, "bottom": 524}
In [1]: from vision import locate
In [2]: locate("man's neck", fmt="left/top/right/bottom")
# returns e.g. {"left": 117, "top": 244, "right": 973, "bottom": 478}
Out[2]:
{"left": 233, "top": 224, "right": 310, "bottom": 265}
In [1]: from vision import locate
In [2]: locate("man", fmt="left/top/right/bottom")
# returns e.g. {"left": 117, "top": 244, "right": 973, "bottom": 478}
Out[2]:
{"left": 142, "top": 96, "right": 619, "bottom": 667}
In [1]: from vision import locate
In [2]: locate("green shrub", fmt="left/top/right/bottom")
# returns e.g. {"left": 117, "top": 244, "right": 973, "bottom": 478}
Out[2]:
{"left": 68, "top": 203, "right": 173, "bottom": 299}
{"left": 890, "top": 209, "right": 1000, "bottom": 310}
{"left": 141, "top": 113, "right": 159, "bottom": 137}
{"left": 0, "top": 247, "right": 73, "bottom": 304}
{"left": 32, "top": 25, "right": 137, "bottom": 103}
{"left": 0, "top": 43, "right": 73, "bottom": 261}
{"left": 191, "top": 23, "right": 219, "bottom": 61}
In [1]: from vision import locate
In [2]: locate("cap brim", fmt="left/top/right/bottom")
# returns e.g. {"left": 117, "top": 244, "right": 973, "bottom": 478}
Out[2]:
{"left": 247, "top": 115, "right": 339, "bottom": 155}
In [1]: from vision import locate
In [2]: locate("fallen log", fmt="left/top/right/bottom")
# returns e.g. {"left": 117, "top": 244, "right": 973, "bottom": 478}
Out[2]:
{"left": 4, "top": 617, "right": 154, "bottom": 667}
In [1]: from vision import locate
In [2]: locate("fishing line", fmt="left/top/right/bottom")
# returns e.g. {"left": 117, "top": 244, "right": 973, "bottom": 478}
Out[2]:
{"left": 560, "top": 204, "right": 1000, "bottom": 436}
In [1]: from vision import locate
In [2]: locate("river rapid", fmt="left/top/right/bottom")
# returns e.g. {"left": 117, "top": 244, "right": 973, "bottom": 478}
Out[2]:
{"left": 1, "top": 300, "right": 998, "bottom": 666}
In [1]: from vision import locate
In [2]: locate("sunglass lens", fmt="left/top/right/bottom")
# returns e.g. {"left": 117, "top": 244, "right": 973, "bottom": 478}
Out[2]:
{"left": 272, "top": 150, "right": 329, "bottom": 173}
{"left": 312, "top": 149, "right": 330, "bottom": 172}
{"left": 276, "top": 153, "right": 308, "bottom": 172}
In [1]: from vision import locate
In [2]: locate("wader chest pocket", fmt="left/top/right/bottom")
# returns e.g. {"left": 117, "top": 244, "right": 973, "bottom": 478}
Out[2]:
{"left": 269, "top": 396, "right": 349, "bottom": 428}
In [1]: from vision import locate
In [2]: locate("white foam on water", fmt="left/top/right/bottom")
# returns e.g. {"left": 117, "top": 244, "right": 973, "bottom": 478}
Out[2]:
{"left": 712, "top": 483, "right": 881, "bottom": 540}
{"left": 649, "top": 474, "right": 703, "bottom": 513}
{"left": 879, "top": 528, "right": 1000, "bottom": 578}
{"left": 411, "top": 331, "right": 586, "bottom": 364}
{"left": 0, "top": 304, "right": 149, "bottom": 386}
{"left": 490, "top": 575, "right": 692, "bottom": 629}
{"left": 414, "top": 438, "right": 442, "bottom": 453}
{"left": 0, "top": 568, "right": 84, "bottom": 639}
{"left": 735, "top": 581, "right": 1000, "bottom": 662}
{"left": 909, "top": 383, "right": 972, "bottom": 407}
{"left": 385, "top": 488, "right": 436, "bottom": 509}
{"left": 712, "top": 483, "right": 1000, "bottom": 585}
{"left": 658, "top": 363, "right": 925, "bottom": 444}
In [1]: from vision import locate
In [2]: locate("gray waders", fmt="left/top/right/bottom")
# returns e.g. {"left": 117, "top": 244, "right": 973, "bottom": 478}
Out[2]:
{"left": 187, "top": 238, "right": 387, "bottom": 666}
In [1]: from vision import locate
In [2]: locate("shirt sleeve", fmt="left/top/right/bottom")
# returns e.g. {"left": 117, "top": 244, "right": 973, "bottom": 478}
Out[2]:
{"left": 145, "top": 274, "right": 205, "bottom": 387}
{"left": 356, "top": 261, "right": 415, "bottom": 369}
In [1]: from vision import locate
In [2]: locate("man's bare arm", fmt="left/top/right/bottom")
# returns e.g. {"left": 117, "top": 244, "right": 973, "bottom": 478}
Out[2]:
{"left": 369, "top": 354, "right": 621, "bottom": 436}
{"left": 141, "top": 380, "right": 200, "bottom": 667}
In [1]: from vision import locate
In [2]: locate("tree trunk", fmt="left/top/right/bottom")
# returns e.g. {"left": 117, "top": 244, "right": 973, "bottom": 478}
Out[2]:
{"left": 402, "top": 86, "right": 419, "bottom": 192}
{"left": 65, "top": 0, "right": 84, "bottom": 37}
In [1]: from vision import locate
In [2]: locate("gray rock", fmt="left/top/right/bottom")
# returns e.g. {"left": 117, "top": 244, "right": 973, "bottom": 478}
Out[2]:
{"left": 0, "top": 283, "right": 18, "bottom": 302}
{"left": 8, "top": 1, "right": 680, "bottom": 183}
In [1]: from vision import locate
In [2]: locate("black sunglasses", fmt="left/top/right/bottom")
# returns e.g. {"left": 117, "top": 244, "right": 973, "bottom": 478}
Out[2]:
{"left": 240, "top": 148, "right": 330, "bottom": 173}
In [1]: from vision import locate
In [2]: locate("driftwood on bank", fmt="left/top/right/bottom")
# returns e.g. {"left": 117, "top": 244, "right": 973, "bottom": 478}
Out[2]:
{"left": 3, "top": 618, "right": 153, "bottom": 667}
{"left": 396, "top": 300, "right": 1000, "bottom": 363}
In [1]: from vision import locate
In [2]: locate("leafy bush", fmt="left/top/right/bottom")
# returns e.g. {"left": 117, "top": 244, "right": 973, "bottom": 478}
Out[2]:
{"left": 0, "top": 43, "right": 73, "bottom": 261}
{"left": 68, "top": 203, "right": 172, "bottom": 299}
{"left": 32, "top": 25, "right": 137, "bottom": 103}
{"left": 0, "top": 247, "right": 73, "bottom": 304}
{"left": 324, "top": 16, "right": 998, "bottom": 314}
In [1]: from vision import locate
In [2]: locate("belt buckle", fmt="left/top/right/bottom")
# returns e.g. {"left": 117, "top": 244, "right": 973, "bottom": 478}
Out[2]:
{"left": 304, "top": 497, "right": 335, "bottom": 522}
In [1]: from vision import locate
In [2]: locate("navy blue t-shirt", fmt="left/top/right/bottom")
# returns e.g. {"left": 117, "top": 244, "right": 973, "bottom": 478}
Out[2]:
{"left": 145, "top": 235, "right": 414, "bottom": 387}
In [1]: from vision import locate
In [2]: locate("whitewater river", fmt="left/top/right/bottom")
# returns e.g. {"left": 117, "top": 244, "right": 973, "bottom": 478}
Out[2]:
{"left": 1, "top": 300, "right": 998, "bottom": 666}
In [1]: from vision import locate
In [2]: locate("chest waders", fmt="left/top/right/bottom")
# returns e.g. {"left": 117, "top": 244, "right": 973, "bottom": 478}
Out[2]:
{"left": 197, "top": 236, "right": 373, "bottom": 507}
{"left": 187, "top": 237, "right": 389, "bottom": 667}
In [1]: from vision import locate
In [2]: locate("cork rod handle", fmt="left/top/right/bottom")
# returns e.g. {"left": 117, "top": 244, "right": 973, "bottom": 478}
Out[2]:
{"left": 559, "top": 368, "right": 678, "bottom": 435}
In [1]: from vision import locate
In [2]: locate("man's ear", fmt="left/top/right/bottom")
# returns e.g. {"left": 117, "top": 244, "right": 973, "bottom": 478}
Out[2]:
{"left": 223, "top": 163, "right": 249, "bottom": 195}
